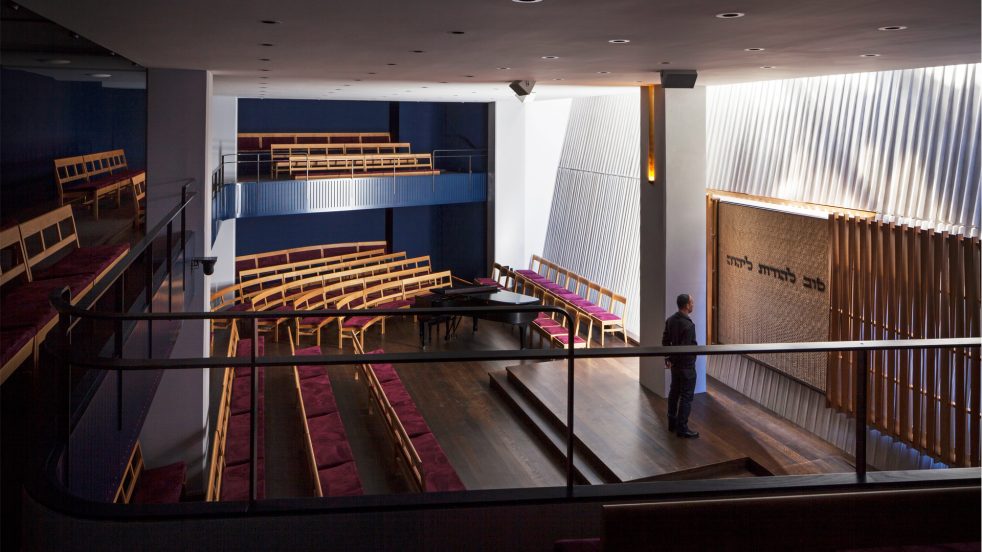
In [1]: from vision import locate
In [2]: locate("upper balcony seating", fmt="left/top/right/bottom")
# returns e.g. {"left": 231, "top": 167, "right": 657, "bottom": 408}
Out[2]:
{"left": 54, "top": 149, "right": 144, "bottom": 220}
{"left": 234, "top": 240, "right": 387, "bottom": 276}
{"left": 289, "top": 334, "right": 363, "bottom": 497}
{"left": 357, "top": 345, "right": 465, "bottom": 492}
{"left": 0, "top": 206, "right": 129, "bottom": 383}
{"left": 114, "top": 441, "right": 186, "bottom": 505}
{"left": 237, "top": 132, "right": 391, "bottom": 152}
{"left": 287, "top": 153, "right": 439, "bottom": 179}
{"left": 206, "top": 325, "right": 267, "bottom": 502}
{"left": 271, "top": 143, "right": 412, "bottom": 177}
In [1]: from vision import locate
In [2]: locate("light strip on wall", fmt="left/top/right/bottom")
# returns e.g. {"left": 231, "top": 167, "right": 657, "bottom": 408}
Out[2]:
{"left": 646, "top": 86, "right": 656, "bottom": 183}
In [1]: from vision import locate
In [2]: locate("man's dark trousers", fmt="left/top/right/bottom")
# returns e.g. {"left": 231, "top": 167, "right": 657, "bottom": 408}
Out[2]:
{"left": 668, "top": 365, "right": 697, "bottom": 431}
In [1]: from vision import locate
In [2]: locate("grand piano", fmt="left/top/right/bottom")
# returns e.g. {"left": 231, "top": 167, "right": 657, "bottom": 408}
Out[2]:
{"left": 412, "top": 285, "right": 541, "bottom": 348}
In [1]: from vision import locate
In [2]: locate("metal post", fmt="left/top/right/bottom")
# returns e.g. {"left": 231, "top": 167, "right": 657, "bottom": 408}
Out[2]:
{"left": 856, "top": 350, "right": 868, "bottom": 481}
{"left": 146, "top": 246, "right": 154, "bottom": 357}
{"left": 115, "top": 275, "right": 125, "bottom": 431}
{"left": 166, "top": 221, "right": 173, "bottom": 312}
{"left": 180, "top": 183, "right": 187, "bottom": 254}
{"left": 250, "top": 319, "right": 259, "bottom": 503}
{"left": 55, "top": 288, "right": 73, "bottom": 489}
{"left": 566, "top": 309, "right": 575, "bottom": 497}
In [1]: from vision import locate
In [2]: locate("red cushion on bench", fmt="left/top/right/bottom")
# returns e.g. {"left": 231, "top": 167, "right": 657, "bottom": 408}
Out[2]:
{"left": 307, "top": 412, "right": 347, "bottom": 439}
{"left": 296, "top": 364, "right": 325, "bottom": 380}
{"left": 33, "top": 244, "right": 129, "bottom": 281}
{"left": 235, "top": 259, "right": 256, "bottom": 274}
{"left": 590, "top": 311, "right": 621, "bottom": 322}
{"left": 319, "top": 461, "right": 363, "bottom": 497}
{"left": 220, "top": 462, "right": 265, "bottom": 501}
{"left": 300, "top": 377, "right": 339, "bottom": 417}
{"left": 424, "top": 464, "right": 466, "bottom": 492}
{"left": 342, "top": 315, "right": 374, "bottom": 329}
{"left": 378, "top": 299, "right": 412, "bottom": 309}
{"left": 131, "top": 461, "right": 186, "bottom": 504}
{"left": 226, "top": 412, "right": 265, "bottom": 466}
{"left": 300, "top": 315, "right": 333, "bottom": 325}
{"left": 394, "top": 406, "right": 430, "bottom": 438}
{"left": 371, "top": 363, "right": 399, "bottom": 383}
{"left": 230, "top": 385, "right": 265, "bottom": 416}
{"left": 381, "top": 381, "right": 413, "bottom": 406}
{"left": 310, "top": 432, "right": 354, "bottom": 469}
{"left": 289, "top": 249, "right": 321, "bottom": 262}
{"left": 1, "top": 326, "right": 33, "bottom": 366}
{"left": 233, "top": 366, "right": 265, "bottom": 379}
{"left": 257, "top": 254, "right": 287, "bottom": 268}
{"left": 235, "top": 337, "right": 265, "bottom": 358}
{"left": 322, "top": 246, "right": 357, "bottom": 257}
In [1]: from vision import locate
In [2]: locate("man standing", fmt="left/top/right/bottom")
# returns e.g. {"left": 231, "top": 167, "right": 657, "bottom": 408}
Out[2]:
{"left": 662, "top": 293, "right": 699, "bottom": 438}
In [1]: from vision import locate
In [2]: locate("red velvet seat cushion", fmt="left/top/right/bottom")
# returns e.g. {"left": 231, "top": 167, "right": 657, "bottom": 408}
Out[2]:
{"left": 592, "top": 312, "right": 621, "bottom": 322}
{"left": 289, "top": 249, "right": 321, "bottom": 263}
{"left": 554, "top": 334, "right": 586, "bottom": 346}
{"left": 257, "top": 254, "right": 288, "bottom": 268}
{"left": 230, "top": 384, "right": 265, "bottom": 416}
{"left": 218, "top": 301, "right": 253, "bottom": 314}
{"left": 235, "top": 337, "right": 265, "bottom": 358}
{"left": 300, "top": 377, "right": 339, "bottom": 417}
{"left": 322, "top": 246, "right": 357, "bottom": 257}
{"left": 378, "top": 299, "right": 412, "bottom": 309}
{"left": 1, "top": 326, "right": 33, "bottom": 366}
{"left": 220, "top": 462, "right": 265, "bottom": 501}
{"left": 423, "top": 464, "right": 466, "bottom": 492}
{"left": 473, "top": 278, "right": 503, "bottom": 288}
{"left": 394, "top": 406, "right": 430, "bottom": 438}
{"left": 300, "top": 315, "right": 333, "bottom": 326}
{"left": 87, "top": 173, "right": 130, "bottom": 189}
{"left": 310, "top": 432, "right": 354, "bottom": 469}
{"left": 539, "top": 325, "right": 570, "bottom": 336}
{"left": 381, "top": 381, "right": 413, "bottom": 406}
{"left": 226, "top": 414, "right": 266, "bottom": 466}
{"left": 516, "top": 269, "right": 538, "bottom": 276}
{"left": 296, "top": 364, "right": 325, "bottom": 380}
{"left": 131, "top": 461, "right": 186, "bottom": 504}
{"left": 307, "top": 412, "right": 347, "bottom": 440}
{"left": 235, "top": 259, "right": 256, "bottom": 274}
{"left": 318, "top": 461, "right": 363, "bottom": 496}
{"left": 342, "top": 315, "right": 374, "bottom": 329}
{"left": 295, "top": 346, "right": 321, "bottom": 356}
{"left": 0, "top": 278, "right": 96, "bottom": 331}
{"left": 411, "top": 433, "right": 458, "bottom": 479}
{"left": 33, "top": 244, "right": 129, "bottom": 282}
{"left": 371, "top": 363, "right": 399, "bottom": 383}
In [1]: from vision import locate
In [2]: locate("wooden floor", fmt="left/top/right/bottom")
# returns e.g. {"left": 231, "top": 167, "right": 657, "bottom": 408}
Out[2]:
{"left": 218, "top": 316, "right": 854, "bottom": 498}
{"left": 502, "top": 359, "right": 855, "bottom": 482}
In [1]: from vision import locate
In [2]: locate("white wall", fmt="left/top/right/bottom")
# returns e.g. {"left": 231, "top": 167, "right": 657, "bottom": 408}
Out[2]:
{"left": 211, "top": 218, "right": 236, "bottom": 291}
{"left": 211, "top": 96, "right": 237, "bottom": 184}
{"left": 493, "top": 100, "right": 526, "bottom": 269}
{"left": 523, "top": 99, "right": 572, "bottom": 264}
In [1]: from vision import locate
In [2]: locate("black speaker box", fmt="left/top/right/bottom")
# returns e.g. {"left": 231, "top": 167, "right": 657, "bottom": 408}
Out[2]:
{"left": 660, "top": 70, "right": 698, "bottom": 88}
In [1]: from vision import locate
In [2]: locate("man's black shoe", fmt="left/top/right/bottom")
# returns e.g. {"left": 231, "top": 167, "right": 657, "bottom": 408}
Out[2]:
{"left": 668, "top": 419, "right": 677, "bottom": 432}
{"left": 676, "top": 429, "right": 699, "bottom": 439}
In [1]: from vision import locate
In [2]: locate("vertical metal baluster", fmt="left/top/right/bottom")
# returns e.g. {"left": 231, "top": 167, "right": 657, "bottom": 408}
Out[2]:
{"left": 115, "top": 275, "right": 125, "bottom": 431}
{"left": 856, "top": 350, "right": 868, "bottom": 481}
{"left": 566, "top": 309, "right": 575, "bottom": 497}
{"left": 146, "top": 246, "right": 154, "bottom": 357}
{"left": 250, "top": 318, "right": 259, "bottom": 503}
{"left": 166, "top": 221, "right": 173, "bottom": 312}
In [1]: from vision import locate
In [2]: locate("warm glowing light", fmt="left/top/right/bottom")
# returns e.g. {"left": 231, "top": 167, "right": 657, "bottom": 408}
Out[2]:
{"left": 647, "top": 86, "right": 656, "bottom": 183}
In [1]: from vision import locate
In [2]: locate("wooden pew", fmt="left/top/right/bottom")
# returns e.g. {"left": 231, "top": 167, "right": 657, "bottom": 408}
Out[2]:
{"left": 235, "top": 240, "right": 388, "bottom": 275}
{"left": 113, "top": 441, "right": 186, "bottom": 504}
{"left": 287, "top": 153, "right": 439, "bottom": 179}
{"left": 271, "top": 143, "right": 412, "bottom": 177}
{"left": 289, "top": 331, "right": 363, "bottom": 497}
{"left": 54, "top": 149, "right": 144, "bottom": 220}
{"left": 355, "top": 343, "right": 465, "bottom": 492}
{"left": 131, "top": 172, "right": 146, "bottom": 229}
{"left": 237, "top": 132, "right": 391, "bottom": 152}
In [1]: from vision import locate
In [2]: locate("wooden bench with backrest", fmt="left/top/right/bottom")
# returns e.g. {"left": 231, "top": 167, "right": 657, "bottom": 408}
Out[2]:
{"left": 237, "top": 132, "right": 391, "bottom": 152}
{"left": 131, "top": 172, "right": 146, "bottom": 229}
{"left": 356, "top": 343, "right": 465, "bottom": 492}
{"left": 113, "top": 440, "right": 186, "bottom": 504}
{"left": 271, "top": 143, "right": 412, "bottom": 177}
{"left": 54, "top": 149, "right": 144, "bottom": 219}
{"left": 205, "top": 324, "right": 267, "bottom": 502}
{"left": 287, "top": 153, "right": 438, "bottom": 179}
{"left": 288, "top": 331, "right": 364, "bottom": 497}
{"left": 512, "top": 255, "right": 628, "bottom": 346}
{"left": 1, "top": 206, "right": 129, "bottom": 383}
{"left": 235, "top": 240, "right": 387, "bottom": 275}
{"left": 334, "top": 270, "right": 453, "bottom": 349}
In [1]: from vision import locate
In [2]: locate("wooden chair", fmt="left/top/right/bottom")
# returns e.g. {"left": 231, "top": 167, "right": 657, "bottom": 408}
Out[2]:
{"left": 131, "top": 172, "right": 146, "bottom": 229}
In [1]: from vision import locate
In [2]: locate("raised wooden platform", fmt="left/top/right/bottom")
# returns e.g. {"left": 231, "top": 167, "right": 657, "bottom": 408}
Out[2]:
{"left": 492, "top": 358, "right": 854, "bottom": 482}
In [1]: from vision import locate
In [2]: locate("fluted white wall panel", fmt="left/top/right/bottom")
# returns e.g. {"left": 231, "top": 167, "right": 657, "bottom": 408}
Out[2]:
{"left": 708, "top": 64, "right": 981, "bottom": 237}
{"left": 542, "top": 94, "right": 641, "bottom": 335}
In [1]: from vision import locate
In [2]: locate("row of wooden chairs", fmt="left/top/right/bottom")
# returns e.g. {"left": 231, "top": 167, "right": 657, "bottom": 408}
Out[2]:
{"left": 235, "top": 240, "right": 387, "bottom": 275}
{"left": 290, "top": 333, "right": 364, "bottom": 497}
{"left": 356, "top": 342, "right": 465, "bottom": 492}
{"left": 287, "top": 153, "right": 438, "bottom": 179}
{"left": 271, "top": 143, "right": 412, "bottom": 177}
{"left": 0, "top": 205, "right": 129, "bottom": 383}
{"left": 54, "top": 149, "right": 144, "bottom": 220}
{"left": 113, "top": 441, "right": 186, "bottom": 505}
{"left": 236, "top": 249, "right": 397, "bottom": 295}
{"left": 206, "top": 324, "right": 267, "bottom": 502}
{"left": 237, "top": 132, "right": 391, "bottom": 152}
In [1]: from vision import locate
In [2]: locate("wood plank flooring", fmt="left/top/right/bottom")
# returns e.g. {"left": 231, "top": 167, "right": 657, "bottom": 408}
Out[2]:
{"left": 504, "top": 358, "right": 854, "bottom": 481}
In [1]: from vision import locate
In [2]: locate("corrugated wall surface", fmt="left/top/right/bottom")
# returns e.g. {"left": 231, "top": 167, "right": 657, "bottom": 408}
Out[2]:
{"left": 708, "top": 63, "right": 981, "bottom": 238}
{"left": 543, "top": 94, "right": 641, "bottom": 334}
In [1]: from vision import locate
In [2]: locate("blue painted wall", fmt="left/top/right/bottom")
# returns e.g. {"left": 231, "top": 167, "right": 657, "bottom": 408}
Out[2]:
{"left": 237, "top": 99, "right": 389, "bottom": 133}
{"left": 0, "top": 68, "right": 146, "bottom": 220}
{"left": 393, "top": 202, "right": 486, "bottom": 279}
{"left": 235, "top": 209, "right": 386, "bottom": 256}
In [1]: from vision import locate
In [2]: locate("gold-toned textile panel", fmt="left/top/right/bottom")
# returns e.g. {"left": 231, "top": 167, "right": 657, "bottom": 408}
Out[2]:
{"left": 716, "top": 203, "right": 830, "bottom": 389}
{"left": 828, "top": 216, "right": 981, "bottom": 467}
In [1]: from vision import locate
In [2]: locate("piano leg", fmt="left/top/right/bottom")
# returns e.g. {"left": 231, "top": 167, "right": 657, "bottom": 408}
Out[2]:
{"left": 519, "top": 323, "right": 527, "bottom": 349}
{"left": 472, "top": 316, "right": 478, "bottom": 333}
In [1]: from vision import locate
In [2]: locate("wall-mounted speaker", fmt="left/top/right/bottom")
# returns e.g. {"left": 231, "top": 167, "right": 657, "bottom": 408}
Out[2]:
{"left": 660, "top": 70, "right": 698, "bottom": 88}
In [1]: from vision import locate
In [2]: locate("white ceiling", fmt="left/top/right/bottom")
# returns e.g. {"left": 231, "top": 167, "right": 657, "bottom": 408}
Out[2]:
{"left": 17, "top": 0, "right": 982, "bottom": 102}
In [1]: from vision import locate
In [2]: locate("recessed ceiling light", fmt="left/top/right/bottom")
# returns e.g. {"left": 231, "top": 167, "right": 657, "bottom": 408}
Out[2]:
{"left": 760, "top": 66, "right": 775, "bottom": 69}
{"left": 259, "top": 58, "right": 271, "bottom": 62}
{"left": 367, "top": 72, "right": 377, "bottom": 75}
{"left": 465, "top": 75, "right": 475, "bottom": 78}
{"left": 40, "top": 59, "right": 72, "bottom": 64}
{"left": 343, "top": 84, "right": 350, "bottom": 86}
{"left": 660, "top": 61, "right": 671, "bottom": 65}
{"left": 449, "top": 31, "right": 466, "bottom": 35}
{"left": 260, "top": 76, "right": 269, "bottom": 79}
{"left": 860, "top": 53, "right": 881, "bottom": 57}
{"left": 421, "top": 86, "right": 429, "bottom": 88}
{"left": 553, "top": 77, "right": 564, "bottom": 81}
{"left": 744, "top": 47, "right": 765, "bottom": 51}
{"left": 354, "top": 79, "right": 362, "bottom": 81}
{"left": 497, "top": 67, "right": 511, "bottom": 70}
{"left": 260, "top": 20, "right": 280, "bottom": 24}
{"left": 440, "top": 81, "right": 449, "bottom": 83}
{"left": 541, "top": 55, "right": 559, "bottom": 60}
{"left": 88, "top": 73, "right": 112, "bottom": 78}
{"left": 878, "top": 25, "right": 907, "bottom": 31}
{"left": 386, "top": 63, "right": 397, "bottom": 66}
{"left": 597, "top": 71, "right": 610, "bottom": 74}
{"left": 512, "top": 0, "right": 543, "bottom": 3}
{"left": 412, "top": 50, "right": 425, "bottom": 53}
{"left": 715, "top": 12, "right": 745, "bottom": 18}
{"left": 608, "top": 39, "right": 630, "bottom": 44}
{"left": 260, "top": 68, "right": 270, "bottom": 71}
{"left": 260, "top": 43, "right": 274, "bottom": 47}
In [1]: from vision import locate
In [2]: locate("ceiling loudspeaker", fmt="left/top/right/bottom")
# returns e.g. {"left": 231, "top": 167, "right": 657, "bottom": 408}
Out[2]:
{"left": 659, "top": 70, "right": 698, "bottom": 88}
{"left": 509, "top": 79, "right": 536, "bottom": 102}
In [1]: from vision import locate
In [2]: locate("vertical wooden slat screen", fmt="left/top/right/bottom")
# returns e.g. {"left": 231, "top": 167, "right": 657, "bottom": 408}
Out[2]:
{"left": 826, "top": 215, "right": 981, "bottom": 467}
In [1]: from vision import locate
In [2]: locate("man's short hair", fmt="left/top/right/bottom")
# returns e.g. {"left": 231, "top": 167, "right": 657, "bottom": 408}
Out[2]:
{"left": 677, "top": 293, "right": 691, "bottom": 310}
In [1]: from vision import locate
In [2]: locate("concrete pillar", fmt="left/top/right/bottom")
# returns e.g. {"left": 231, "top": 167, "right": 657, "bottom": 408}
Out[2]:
{"left": 639, "top": 86, "right": 708, "bottom": 397}
{"left": 140, "top": 69, "right": 213, "bottom": 490}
